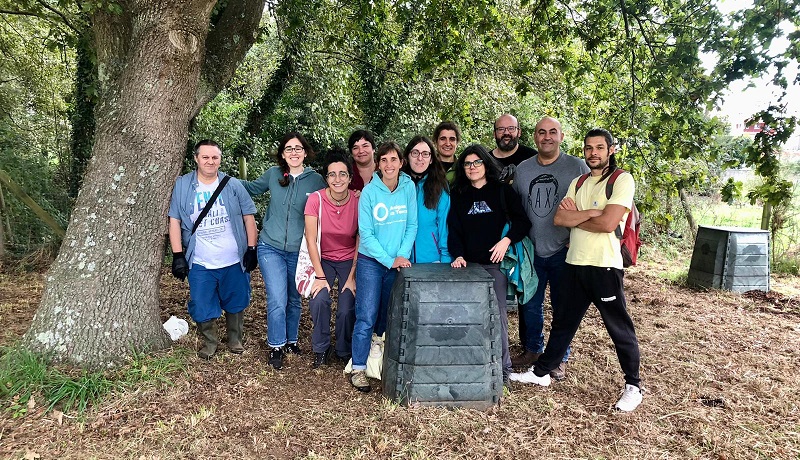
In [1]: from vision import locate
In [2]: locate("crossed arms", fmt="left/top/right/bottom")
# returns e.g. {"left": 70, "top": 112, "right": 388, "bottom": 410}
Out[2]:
{"left": 553, "top": 197, "right": 627, "bottom": 234}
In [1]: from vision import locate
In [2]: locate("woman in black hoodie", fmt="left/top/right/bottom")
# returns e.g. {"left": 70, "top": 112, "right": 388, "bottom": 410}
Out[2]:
{"left": 447, "top": 144, "right": 531, "bottom": 385}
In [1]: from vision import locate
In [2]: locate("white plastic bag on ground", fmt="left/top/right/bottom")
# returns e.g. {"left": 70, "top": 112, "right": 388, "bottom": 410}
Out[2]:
{"left": 163, "top": 315, "right": 189, "bottom": 341}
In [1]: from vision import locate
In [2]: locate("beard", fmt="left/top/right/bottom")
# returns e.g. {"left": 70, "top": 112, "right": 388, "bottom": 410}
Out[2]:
{"left": 587, "top": 157, "right": 609, "bottom": 171}
{"left": 496, "top": 135, "right": 519, "bottom": 152}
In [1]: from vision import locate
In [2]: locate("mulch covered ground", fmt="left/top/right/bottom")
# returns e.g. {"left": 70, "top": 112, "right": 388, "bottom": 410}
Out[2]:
{"left": 0, "top": 254, "right": 798, "bottom": 459}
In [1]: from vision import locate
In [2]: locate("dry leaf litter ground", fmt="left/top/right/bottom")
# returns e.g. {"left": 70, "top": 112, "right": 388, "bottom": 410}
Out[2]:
{"left": 0, "top": 251, "right": 799, "bottom": 459}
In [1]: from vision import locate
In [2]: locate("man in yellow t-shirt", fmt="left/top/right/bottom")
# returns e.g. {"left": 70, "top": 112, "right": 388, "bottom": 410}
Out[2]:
{"left": 509, "top": 128, "right": 643, "bottom": 412}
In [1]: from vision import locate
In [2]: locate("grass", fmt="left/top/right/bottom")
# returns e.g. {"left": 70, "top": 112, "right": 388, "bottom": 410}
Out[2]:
{"left": 686, "top": 194, "right": 800, "bottom": 275}
{"left": 693, "top": 199, "right": 764, "bottom": 229}
{"left": 0, "top": 345, "right": 188, "bottom": 417}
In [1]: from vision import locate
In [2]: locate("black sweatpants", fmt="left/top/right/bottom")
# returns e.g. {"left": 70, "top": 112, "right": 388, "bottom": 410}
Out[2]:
{"left": 533, "top": 264, "right": 641, "bottom": 387}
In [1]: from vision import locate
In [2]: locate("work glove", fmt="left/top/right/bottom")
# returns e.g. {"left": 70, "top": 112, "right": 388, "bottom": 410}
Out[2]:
{"left": 171, "top": 252, "right": 189, "bottom": 281}
{"left": 243, "top": 246, "right": 258, "bottom": 273}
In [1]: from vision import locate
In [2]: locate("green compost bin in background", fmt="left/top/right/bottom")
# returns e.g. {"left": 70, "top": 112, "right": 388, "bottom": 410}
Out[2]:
{"left": 687, "top": 225, "right": 770, "bottom": 293}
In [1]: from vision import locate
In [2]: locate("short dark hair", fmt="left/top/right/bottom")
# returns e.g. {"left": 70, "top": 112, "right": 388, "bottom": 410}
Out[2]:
{"left": 348, "top": 130, "right": 376, "bottom": 152}
{"left": 375, "top": 141, "right": 403, "bottom": 164}
{"left": 193, "top": 139, "right": 221, "bottom": 155}
{"left": 433, "top": 121, "right": 461, "bottom": 143}
{"left": 322, "top": 148, "right": 354, "bottom": 178}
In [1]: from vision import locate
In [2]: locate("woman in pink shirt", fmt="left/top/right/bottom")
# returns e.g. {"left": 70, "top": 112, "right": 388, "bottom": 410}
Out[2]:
{"left": 304, "top": 150, "right": 360, "bottom": 368}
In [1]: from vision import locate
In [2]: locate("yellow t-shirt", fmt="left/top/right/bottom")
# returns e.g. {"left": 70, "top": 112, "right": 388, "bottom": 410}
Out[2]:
{"left": 564, "top": 171, "right": 634, "bottom": 269}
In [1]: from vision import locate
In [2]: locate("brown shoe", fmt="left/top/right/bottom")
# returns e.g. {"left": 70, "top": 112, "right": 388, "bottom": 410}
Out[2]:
{"left": 350, "top": 370, "right": 371, "bottom": 393}
{"left": 511, "top": 350, "right": 542, "bottom": 368}
{"left": 550, "top": 362, "right": 567, "bottom": 381}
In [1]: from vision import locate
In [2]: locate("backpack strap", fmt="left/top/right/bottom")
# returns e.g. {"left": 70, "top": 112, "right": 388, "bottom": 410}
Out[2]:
{"left": 576, "top": 169, "right": 627, "bottom": 197}
{"left": 606, "top": 169, "right": 628, "bottom": 239}
{"left": 574, "top": 173, "right": 591, "bottom": 193}
{"left": 604, "top": 168, "right": 626, "bottom": 199}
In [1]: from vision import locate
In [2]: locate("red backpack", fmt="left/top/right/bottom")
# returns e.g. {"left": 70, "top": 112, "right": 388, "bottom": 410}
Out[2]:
{"left": 574, "top": 169, "right": 641, "bottom": 267}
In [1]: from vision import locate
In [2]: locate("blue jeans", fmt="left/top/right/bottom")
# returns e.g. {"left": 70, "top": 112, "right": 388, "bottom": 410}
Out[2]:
{"left": 520, "top": 246, "right": 570, "bottom": 363}
{"left": 351, "top": 255, "right": 397, "bottom": 370}
{"left": 258, "top": 242, "right": 301, "bottom": 348}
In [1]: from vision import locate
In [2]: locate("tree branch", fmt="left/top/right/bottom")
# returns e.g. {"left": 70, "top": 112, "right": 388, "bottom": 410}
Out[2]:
{"left": 620, "top": 0, "right": 638, "bottom": 128}
{"left": 0, "top": 9, "right": 42, "bottom": 17}
{"left": 193, "top": 0, "right": 268, "bottom": 116}
{"left": 34, "top": 0, "right": 79, "bottom": 33}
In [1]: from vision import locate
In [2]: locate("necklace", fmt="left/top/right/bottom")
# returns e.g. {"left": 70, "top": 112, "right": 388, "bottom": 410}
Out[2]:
{"left": 330, "top": 189, "right": 349, "bottom": 214}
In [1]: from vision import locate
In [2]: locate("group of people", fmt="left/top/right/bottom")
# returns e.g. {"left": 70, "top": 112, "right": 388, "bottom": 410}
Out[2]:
{"left": 167, "top": 114, "right": 644, "bottom": 412}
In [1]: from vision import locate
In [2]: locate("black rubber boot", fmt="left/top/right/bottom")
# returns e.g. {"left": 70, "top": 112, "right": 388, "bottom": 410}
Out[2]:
{"left": 197, "top": 320, "right": 218, "bottom": 360}
{"left": 225, "top": 312, "right": 244, "bottom": 354}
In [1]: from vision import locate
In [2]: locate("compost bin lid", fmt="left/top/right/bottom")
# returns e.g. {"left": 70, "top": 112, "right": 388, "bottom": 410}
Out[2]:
{"left": 398, "top": 264, "right": 495, "bottom": 283}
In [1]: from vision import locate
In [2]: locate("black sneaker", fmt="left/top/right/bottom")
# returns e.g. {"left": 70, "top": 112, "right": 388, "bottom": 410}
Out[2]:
{"left": 268, "top": 347, "right": 284, "bottom": 370}
{"left": 285, "top": 342, "right": 301, "bottom": 355}
{"left": 312, "top": 347, "right": 332, "bottom": 369}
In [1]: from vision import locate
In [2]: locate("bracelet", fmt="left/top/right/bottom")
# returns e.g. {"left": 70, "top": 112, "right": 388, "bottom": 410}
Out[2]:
{"left": 316, "top": 276, "right": 326, "bottom": 280}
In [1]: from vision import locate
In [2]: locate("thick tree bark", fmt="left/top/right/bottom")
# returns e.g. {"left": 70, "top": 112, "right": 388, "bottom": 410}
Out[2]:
{"left": 23, "top": 0, "right": 264, "bottom": 369}
{"left": 194, "top": 0, "right": 265, "bottom": 115}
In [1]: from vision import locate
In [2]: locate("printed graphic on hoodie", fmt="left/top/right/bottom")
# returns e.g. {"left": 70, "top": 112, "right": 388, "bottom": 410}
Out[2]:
{"left": 468, "top": 201, "right": 493, "bottom": 215}
{"left": 373, "top": 202, "right": 409, "bottom": 226}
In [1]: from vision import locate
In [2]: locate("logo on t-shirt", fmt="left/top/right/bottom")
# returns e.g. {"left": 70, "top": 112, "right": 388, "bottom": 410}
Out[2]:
{"left": 526, "top": 174, "right": 560, "bottom": 218}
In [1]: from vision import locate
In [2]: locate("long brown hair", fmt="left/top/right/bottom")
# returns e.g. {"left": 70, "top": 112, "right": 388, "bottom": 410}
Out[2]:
{"left": 401, "top": 135, "right": 448, "bottom": 209}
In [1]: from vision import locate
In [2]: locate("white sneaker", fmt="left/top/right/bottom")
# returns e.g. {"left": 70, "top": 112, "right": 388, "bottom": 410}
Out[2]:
{"left": 508, "top": 369, "right": 551, "bottom": 386}
{"left": 615, "top": 384, "right": 643, "bottom": 412}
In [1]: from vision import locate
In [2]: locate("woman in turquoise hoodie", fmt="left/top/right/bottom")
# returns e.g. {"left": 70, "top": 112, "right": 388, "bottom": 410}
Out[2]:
{"left": 242, "top": 132, "right": 326, "bottom": 370}
{"left": 349, "top": 141, "right": 417, "bottom": 393}
{"left": 401, "top": 135, "right": 451, "bottom": 264}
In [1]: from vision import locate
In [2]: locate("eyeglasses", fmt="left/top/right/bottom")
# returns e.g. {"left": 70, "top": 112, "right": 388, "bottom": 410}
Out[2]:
{"left": 409, "top": 150, "right": 431, "bottom": 159}
{"left": 463, "top": 159, "right": 484, "bottom": 169}
{"left": 326, "top": 171, "right": 350, "bottom": 179}
{"left": 284, "top": 146, "right": 305, "bottom": 154}
{"left": 494, "top": 126, "right": 519, "bottom": 134}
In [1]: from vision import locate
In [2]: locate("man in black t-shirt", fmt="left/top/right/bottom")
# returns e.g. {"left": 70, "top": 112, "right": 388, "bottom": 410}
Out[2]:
{"left": 491, "top": 113, "right": 537, "bottom": 317}
{"left": 491, "top": 114, "right": 537, "bottom": 167}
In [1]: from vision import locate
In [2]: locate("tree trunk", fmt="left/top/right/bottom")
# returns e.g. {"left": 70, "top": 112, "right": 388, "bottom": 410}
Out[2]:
{"left": 677, "top": 184, "right": 697, "bottom": 241}
{"left": 760, "top": 202, "right": 771, "bottom": 231}
{"left": 0, "top": 185, "right": 5, "bottom": 259}
{"left": 23, "top": 0, "right": 264, "bottom": 369}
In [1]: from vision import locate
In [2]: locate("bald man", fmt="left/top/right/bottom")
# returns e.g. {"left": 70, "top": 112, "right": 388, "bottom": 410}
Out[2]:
{"left": 491, "top": 114, "right": 537, "bottom": 167}
{"left": 510, "top": 117, "right": 589, "bottom": 380}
